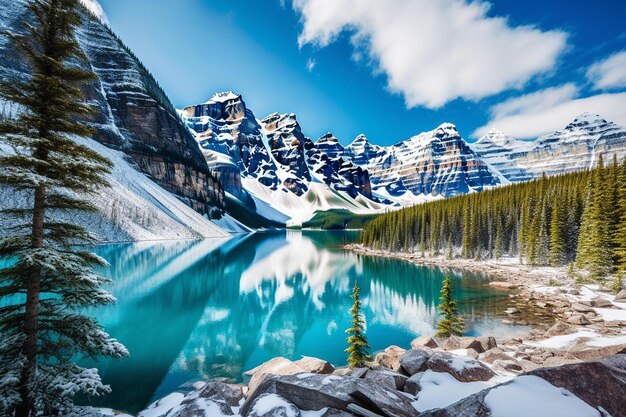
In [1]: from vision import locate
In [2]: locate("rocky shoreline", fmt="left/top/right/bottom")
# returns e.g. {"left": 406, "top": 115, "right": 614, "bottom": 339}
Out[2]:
{"left": 99, "top": 334, "right": 625, "bottom": 417}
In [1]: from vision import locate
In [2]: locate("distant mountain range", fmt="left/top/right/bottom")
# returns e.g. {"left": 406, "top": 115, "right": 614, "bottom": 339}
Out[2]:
{"left": 2, "top": 0, "right": 625, "bottom": 232}
{"left": 180, "top": 93, "right": 626, "bottom": 226}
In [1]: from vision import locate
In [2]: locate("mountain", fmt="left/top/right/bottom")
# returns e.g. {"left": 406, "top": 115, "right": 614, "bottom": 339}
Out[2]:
{"left": 0, "top": 0, "right": 235, "bottom": 237}
{"left": 470, "top": 128, "right": 534, "bottom": 183}
{"left": 344, "top": 123, "right": 502, "bottom": 202}
{"left": 474, "top": 114, "right": 626, "bottom": 182}
{"left": 180, "top": 93, "right": 384, "bottom": 225}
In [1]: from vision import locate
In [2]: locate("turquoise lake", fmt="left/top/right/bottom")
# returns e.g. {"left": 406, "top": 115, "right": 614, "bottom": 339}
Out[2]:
{"left": 78, "top": 231, "right": 521, "bottom": 413}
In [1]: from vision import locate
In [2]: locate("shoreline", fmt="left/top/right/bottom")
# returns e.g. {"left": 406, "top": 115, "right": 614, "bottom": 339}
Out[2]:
{"left": 344, "top": 243, "right": 626, "bottom": 358}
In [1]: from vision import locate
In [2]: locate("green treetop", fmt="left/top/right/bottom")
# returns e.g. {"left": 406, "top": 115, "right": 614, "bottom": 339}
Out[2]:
{"left": 435, "top": 274, "right": 464, "bottom": 338}
{"left": 345, "top": 282, "right": 370, "bottom": 368}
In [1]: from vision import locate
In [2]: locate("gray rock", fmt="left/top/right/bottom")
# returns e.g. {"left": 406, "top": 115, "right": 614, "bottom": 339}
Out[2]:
{"left": 246, "top": 393, "right": 300, "bottom": 417}
{"left": 364, "top": 368, "right": 408, "bottom": 390}
{"left": 294, "top": 357, "right": 335, "bottom": 375}
{"left": 530, "top": 354, "right": 626, "bottom": 417}
{"left": 567, "top": 314, "right": 590, "bottom": 325}
{"left": 544, "top": 321, "right": 575, "bottom": 337}
{"left": 426, "top": 352, "right": 496, "bottom": 382}
{"left": 590, "top": 298, "right": 613, "bottom": 308}
{"left": 411, "top": 335, "right": 438, "bottom": 349}
{"left": 241, "top": 373, "right": 417, "bottom": 417}
{"left": 491, "top": 359, "right": 523, "bottom": 374}
{"left": 189, "top": 381, "right": 243, "bottom": 408}
{"left": 244, "top": 357, "right": 305, "bottom": 396}
{"left": 165, "top": 399, "right": 233, "bottom": 417}
{"left": 442, "top": 336, "right": 485, "bottom": 353}
{"left": 615, "top": 290, "right": 626, "bottom": 302}
{"left": 418, "top": 390, "right": 490, "bottom": 417}
{"left": 332, "top": 367, "right": 367, "bottom": 379}
{"left": 320, "top": 409, "right": 354, "bottom": 417}
{"left": 363, "top": 369, "right": 396, "bottom": 390}
{"left": 478, "top": 348, "right": 511, "bottom": 365}
{"left": 571, "top": 303, "right": 594, "bottom": 313}
{"left": 404, "top": 372, "right": 425, "bottom": 395}
{"left": 399, "top": 349, "right": 431, "bottom": 375}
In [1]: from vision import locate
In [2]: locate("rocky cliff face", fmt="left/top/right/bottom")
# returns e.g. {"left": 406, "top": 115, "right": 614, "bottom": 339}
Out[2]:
{"left": 0, "top": 0, "right": 225, "bottom": 215}
{"left": 346, "top": 123, "right": 501, "bottom": 199}
{"left": 475, "top": 114, "right": 626, "bottom": 182}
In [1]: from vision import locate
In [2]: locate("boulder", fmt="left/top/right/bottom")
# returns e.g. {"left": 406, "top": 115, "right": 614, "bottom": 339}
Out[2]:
{"left": 332, "top": 367, "right": 367, "bottom": 379}
{"left": 590, "top": 298, "right": 613, "bottom": 308}
{"left": 571, "top": 303, "right": 594, "bottom": 313}
{"left": 373, "top": 352, "right": 402, "bottom": 372}
{"left": 364, "top": 368, "right": 408, "bottom": 391}
{"left": 187, "top": 381, "right": 243, "bottom": 408}
{"left": 411, "top": 335, "right": 438, "bottom": 349}
{"left": 566, "top": 341, "right": 626, "bottom": 361}
{"left": 567, "top": 314, "right": 590, "bottom": 325}
{"left": 244, "top": 358, "right": 305, "bottom": 396}
{"left": 544, "top": 321, "right": 575, "bottom": 337}
{"left": 245, "top": 393, "right": 300, "bottom": 417}
{"left": 165, "top": 399, "right": 233, "bottom": 417}
{"left": 442, "top": 336, "right": 487, "bottom": 353}
{"left": 426, "top": 352, "right": 496, "bottom": 382}
{"left": 614, "top": 290, "right": 626, "bottom": 302}
{"left": 404, "top": 372, "right": 425, "bottom": 395}
{"left": 476, "top": 336, "right": 497, "bottom": 351}
{"left": 478, "top": 348, "right": 511, "bottom": 365}
{"left": 491, "top": 359, "right": 523, "bottom": 374}
{"left": 320, "top": 409, "right": 353, "bottom": 417}
{"left": 530, "top": 354, "right": 626, "bottom": 417}
{"left": 399, "top": 349, "right": 431, "bottom": 375}
{"left": 240, "top": 373, "right": 417, "bottom": 417}
{"left": 489, "top": 281, "right": 516, "bottom": 290}
{"left": 363, "top": 369, "right": 396, "bottom": 390}
{"left": 294, "top": 357, "right": 335, "bottom": 374}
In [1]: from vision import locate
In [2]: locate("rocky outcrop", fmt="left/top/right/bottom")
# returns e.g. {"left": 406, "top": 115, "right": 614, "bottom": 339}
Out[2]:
{"left": 0, "top": 0, "right": 225, "bottom": 216}
{"left": 470, "top": 129, "right": 534, "bottom": 183}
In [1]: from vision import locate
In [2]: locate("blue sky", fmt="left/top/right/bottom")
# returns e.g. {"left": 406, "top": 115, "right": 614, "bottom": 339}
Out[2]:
{"left": 94, "top": 0, "right": 626, "bottom": 145}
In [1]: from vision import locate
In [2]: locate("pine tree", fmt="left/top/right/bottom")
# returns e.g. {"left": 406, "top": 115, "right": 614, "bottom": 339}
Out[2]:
{"left": 345, "top": 282, "right": 370, "bottom": 368}
{"left": 549, "top": 199, "right": 567, "bottom": 266}
{"left": 614, "top": 160, "right": 626, "bottom": 274}
{"left": 0, "top": 1, "right": 128, "bottom": 415}
{"left": 435, "top": 274, "right": 464, "bottom": 338}
{"left": 494, "top": 216, "right": 503, "bottom": 260}
{"left": 576, "top": 156, "right": 612, "bottom": 278}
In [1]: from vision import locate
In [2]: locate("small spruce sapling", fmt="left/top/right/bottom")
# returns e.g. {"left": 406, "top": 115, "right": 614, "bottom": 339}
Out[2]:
{"left": 345, "top": 282, "right": 370, "bottom": 368}
{"left": 435, "top": 274, "right": 464, "bottom": 338}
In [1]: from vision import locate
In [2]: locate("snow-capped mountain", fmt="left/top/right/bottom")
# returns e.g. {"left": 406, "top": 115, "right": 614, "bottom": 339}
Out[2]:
{"left": 344, "top": 123, "right": 502, "bottom": 202}
{"left": 180, "top": 93, "right": 384, "bottom": 225}
{"left": 474, "top": 114, "right": 626, "bottom": 182}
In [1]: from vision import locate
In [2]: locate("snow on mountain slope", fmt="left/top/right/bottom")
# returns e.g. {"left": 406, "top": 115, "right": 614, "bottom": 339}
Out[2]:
{"left": 346, "top": 123, "right": 501, "bottom": 199}
{"left": 477, "top": 114, "right": 626, "bottom": 181}
{"left": 0, "top": 138, "right": 231, "bottom": 242}
{"left": 471, "top": 129, "right": 535, "bottom": 183}
{"left": 181, "top": 94, "right": 383, "bottom": 225}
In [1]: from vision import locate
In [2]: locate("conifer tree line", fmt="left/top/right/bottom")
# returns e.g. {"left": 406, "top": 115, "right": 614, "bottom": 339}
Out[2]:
{"left": 362, "top": 155, "right": 626, "bottom": 281}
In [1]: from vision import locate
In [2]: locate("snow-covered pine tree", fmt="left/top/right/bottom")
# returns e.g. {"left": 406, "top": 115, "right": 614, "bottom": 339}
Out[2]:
{"left": 0, "top": 1, "right": 128, "bottom": 415}
{"left": 345, "top": 282, "right": 370, "bottom": 368}
{"left": 435, "top": 274, "right": 464, "bottom": 338}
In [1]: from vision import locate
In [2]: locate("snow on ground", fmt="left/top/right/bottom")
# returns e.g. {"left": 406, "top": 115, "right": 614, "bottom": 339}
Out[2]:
{"left": 526, "top": 329, "right": 626, "bottom": 349}
{"left": 412, "top": 370, "right": 493, "bottom": 412}
{"left": 0, "top": 137, "right": 231, "bottom": 242}
{"left": 137, "top": 393, "right": 185, "bottom": 417}
{"left": 484, "top": 376, "right": 600, "bottom": 417}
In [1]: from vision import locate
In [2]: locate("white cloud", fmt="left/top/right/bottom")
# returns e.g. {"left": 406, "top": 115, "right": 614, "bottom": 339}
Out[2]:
{"left": 473, "top": 86, "right": 626, "bottom": 139}
{"left": 587, "top": 50, "right": 626, "bottom": 90}
{"left": 306, "top": 57, "right": 316, "bottom": 72}
{"left": 80, "top": 0, "right": 108, "bottom": 25}
{"left": 291, "top": 0, "right": 567, "bottom": 108}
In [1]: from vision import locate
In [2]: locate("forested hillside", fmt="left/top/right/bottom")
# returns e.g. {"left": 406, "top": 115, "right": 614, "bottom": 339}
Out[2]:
{"left": 361, "top": 155, "right": 626, "bottom": 279}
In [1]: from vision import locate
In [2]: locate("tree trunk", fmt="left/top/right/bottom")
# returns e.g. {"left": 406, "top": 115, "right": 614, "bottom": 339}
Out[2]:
{"left": 15, "top": 184, "right": 45, "bottom": 417}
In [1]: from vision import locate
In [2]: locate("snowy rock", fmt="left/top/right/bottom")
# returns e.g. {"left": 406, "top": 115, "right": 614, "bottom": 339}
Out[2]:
{"left": 566, "top": 341, "right": 626, "bottom": 361}
{"left": 186, "top": 381, "right": 243, "bottom": 408}
{"left": 399, "top": 349, "right": 431, "bottom": 375}
{"left": 426, "top": 352, "right": 496, "bottom": 382}
{"left": 245, "top": 393, "right": 300, "bottom": 417}
{"left": 615, "top": 290, "right": 626, "bottom": 302}
{"left": 164, "top": 399, "right": 233, "bottom": 417}
{"left": 491, "top": 359, "right": 523, "bottom": 374}
{"left": 488, "top": 281, "right": 516, "bottom": 290}
{"left": 362, "top": 369, "right": 398, "bottom": 390}
{"left": 138, "top": 393, "right": 185, "bottom": 417}
{"left": 411, "top": 336, "right": 439, "bottom": 349}
{"left": 478, "top": 348, "right": 513, "bottom": 365}
{"left": 572, "top": 303, "right": 595, "bottom": 313}
{"left": 404, "top": 372, "right": 426, "bottom": 395}
{"left": 294, "top": 357, "right": 335, "bottom": 375}
{"left": 529, "top": 355, "right": 626, "bottom": 417}
{"left": 544, "top": 321, "right": 576, "bottom": 337}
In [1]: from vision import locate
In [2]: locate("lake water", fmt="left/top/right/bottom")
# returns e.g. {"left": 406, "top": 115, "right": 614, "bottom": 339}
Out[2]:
{"left": 79, "top": 231, "right": 522, "bottom": 413}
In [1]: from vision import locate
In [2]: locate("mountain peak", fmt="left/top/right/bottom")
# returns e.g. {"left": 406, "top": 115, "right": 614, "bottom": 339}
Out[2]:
{"left": 568, "top": 113, "right": 607, "bottom": 127}
{"left": 317, "top": 132, "right": 338, "bottom": 143}
{"left": 207, "top": 91, "right": 240, "bottom": 104}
